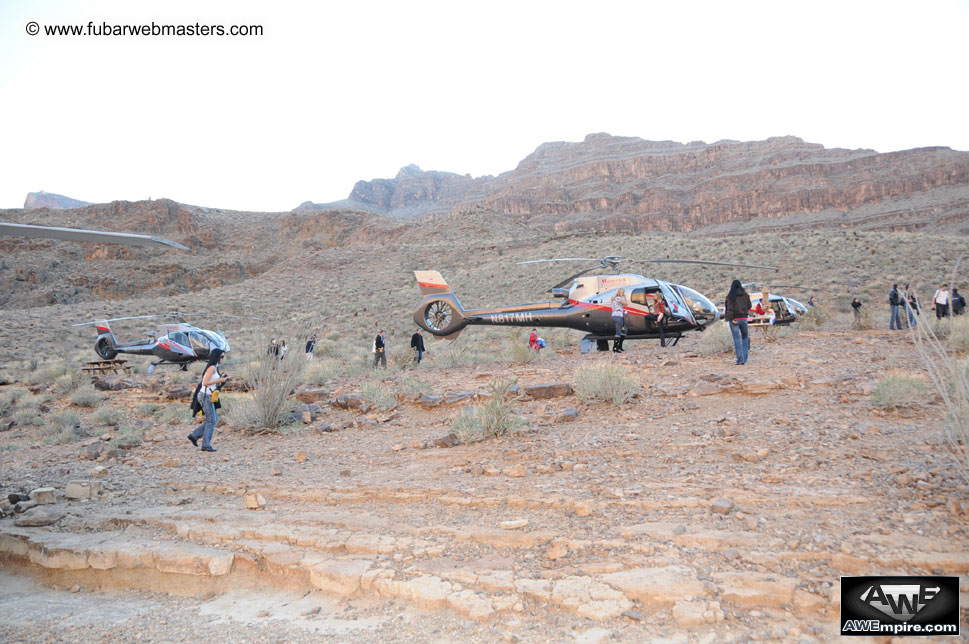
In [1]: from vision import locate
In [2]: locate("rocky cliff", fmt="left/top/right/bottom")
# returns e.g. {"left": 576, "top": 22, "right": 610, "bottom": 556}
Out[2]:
{"left": 24, "top": 191, "right": 91, "bottom": 210}
{"left": 299, "top": 134, "right": 969, "bottom": 233}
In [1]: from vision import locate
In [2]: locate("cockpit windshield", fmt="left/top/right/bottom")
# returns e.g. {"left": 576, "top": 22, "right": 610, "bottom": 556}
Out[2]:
{"left": 202, "top": 330, "right": 230, "bottom": 352}
{"left": 674, "top": 285, "right": 719, "bottom": 324}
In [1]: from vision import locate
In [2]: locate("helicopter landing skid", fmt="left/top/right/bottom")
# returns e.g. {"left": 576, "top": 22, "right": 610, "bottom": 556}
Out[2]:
{"left": 581, "top": 333, "right": 682, "bottom": 354}
{"left": 147, "top": 361, "right": 189, "bottom": 375}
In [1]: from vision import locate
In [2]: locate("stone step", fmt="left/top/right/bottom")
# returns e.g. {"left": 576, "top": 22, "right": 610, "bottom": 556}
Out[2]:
{"left": 0, "top": 520, "right": 837, "bottom": 626}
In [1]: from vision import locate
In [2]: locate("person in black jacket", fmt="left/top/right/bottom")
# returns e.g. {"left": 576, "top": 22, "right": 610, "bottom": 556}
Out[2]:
{"left": 953, "top": 289, "right": 966, "bottom": 316}
{"left": 888, "top": 284, "right": 902, "bottom": 330}
{"left": 305, "top": 334, "right": 317, "bottom": 360}
{"left": 724, "top": 280, "right": 752, "bottom": 365}
{"left": 372, "top": 330, "right": 387, "bottom": 369}
{"left": 410, "top": 328, "right": 426, "bottom": 365}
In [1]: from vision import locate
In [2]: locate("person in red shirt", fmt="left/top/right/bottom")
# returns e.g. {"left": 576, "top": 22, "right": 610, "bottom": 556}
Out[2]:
{"left": 528, "top": 328, "right": 539, "bottom": 351}
{"left": 645, "top": 297, "right": 667, "bottom": 347}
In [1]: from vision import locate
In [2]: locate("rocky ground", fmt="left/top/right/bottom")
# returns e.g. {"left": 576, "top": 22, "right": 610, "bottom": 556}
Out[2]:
{"left": 1, "top": 327, "right": 967, "bottom": 643}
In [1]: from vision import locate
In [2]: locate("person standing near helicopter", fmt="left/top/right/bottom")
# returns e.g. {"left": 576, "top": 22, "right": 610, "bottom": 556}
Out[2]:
{"left": 611, "top": 288, "right": 627, "bottom": 353}
{"left": 724, "top": 280, "right": 751, "bottom": 365}
{"left": 188, "top": 348, "right": 228, "bottom": 453}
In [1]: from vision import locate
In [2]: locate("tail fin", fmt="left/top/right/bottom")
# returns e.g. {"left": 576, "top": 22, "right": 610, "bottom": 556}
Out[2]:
{"left": 94, "top": 320, "right": 117, "bottom": 343}
{"left": 415, "top": 270, "right": 451, "bottom": 297}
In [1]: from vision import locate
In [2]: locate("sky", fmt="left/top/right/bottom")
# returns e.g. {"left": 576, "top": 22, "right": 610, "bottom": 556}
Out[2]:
{"left": 1, "top": 0, "right": 967, "bottom": 212}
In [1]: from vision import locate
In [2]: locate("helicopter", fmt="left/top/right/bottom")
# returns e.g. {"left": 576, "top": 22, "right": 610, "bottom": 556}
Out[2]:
{"left": 725, "top": 283, "right": 835, "bottom": 325}
{"left": 413, "top": 256, "right": 776, "bottom": 353}
{"left": 73, "top": 312, "right": 235, "bottom": 373}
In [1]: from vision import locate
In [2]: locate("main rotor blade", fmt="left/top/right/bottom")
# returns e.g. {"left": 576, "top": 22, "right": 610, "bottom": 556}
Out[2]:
{"left": 1, "top": 222, "right": 189, "bottom": 250}
{"left": 627, "top": 258, "right": 777, "bottom": 270}
{"left": 516, "top": 258, "right": 606, "bottom": 265}
{"left": 548, "top": 266, "right": 602, "bottom": 291}
{"left": 72, "top": 314, "right": 165, "bottom": 327}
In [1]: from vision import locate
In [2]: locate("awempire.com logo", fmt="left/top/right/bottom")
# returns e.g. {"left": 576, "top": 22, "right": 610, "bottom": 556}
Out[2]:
{"left": 840, "top": 576, "right": 960, "bottom": 636}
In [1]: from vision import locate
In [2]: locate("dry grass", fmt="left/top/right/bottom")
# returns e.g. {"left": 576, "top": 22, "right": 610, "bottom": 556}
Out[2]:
{"left": 871, "top": 371, "right": 928, "bottom": 410}
{"left": 574, "top": 364, "right": 638, "bottom": 405}
{"left": 451, "top": 379, "right": 526, "bottom": 443}
{"left": 698, "top": 321, "right": 734, "bottom": 356}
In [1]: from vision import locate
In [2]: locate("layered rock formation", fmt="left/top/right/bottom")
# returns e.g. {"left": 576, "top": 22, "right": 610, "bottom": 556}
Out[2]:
{"left": 299, "top": 134, "right": 969, "bottom": 233}
{"left": 24, "top": 191, "right": 91, "bottom": 210}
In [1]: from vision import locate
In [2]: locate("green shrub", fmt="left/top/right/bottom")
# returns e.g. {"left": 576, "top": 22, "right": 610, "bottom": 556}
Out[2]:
{"left": 872, "top": 373, "right": 928, "bottom": 410}
{"left": 698, "top": 321, "right": 734, "bottom": 356}
{"left": 361, "top": 381, "right": 397, "bottom": 411}
{"left": 451, "top": 379, "right": 526, "bottom": 444}
{"left": 13, "top": 409, "right": 44, "bottom": 426}
{"left": 575, "top": 364, "right": 638, "bottom": 404}
{"left": 70, "top": 387, "right": 101, "bottom": 408}
{"left": 398, "top": 376, "right": 432, "bottom": 397}
{"left": 0, "top": 389, "right": 25, "bottom": 416}
{"left": 94, "top": 407, "right": 124, "bottom": 426}
{"left": 117, "top": 425, "right": 145, "bottom": 446}
{"left": 137, "top": 403, "right": 161, "bottom": 416}
{"left": 799, "top": 304, "right": 830, "bottom": 329}
{"left": 946, "top": 317, "right": 969, "bottom": 354}
{"left": 304, "top": 360, "right": 341, "bottom": 386}
{"left": 505, "top": 336, "right": 539, "bottom": 365}
{"left": 45, "top": 410, "right": 81, "bottom": 444}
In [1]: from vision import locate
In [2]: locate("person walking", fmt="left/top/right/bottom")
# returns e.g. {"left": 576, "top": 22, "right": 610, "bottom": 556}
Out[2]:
{"left": 268, "top": 338, "right": 277, "bottom": 357}
{"left": 188, "top": 349, "right": 228, "bottom": 453}
{"left": 305, "top": 334, "right": 317, "bottom": 360}
{"left": 933, "top": 284, "right": 950, "bottom": 319}
{"left": 372, "top": 330, "right": 387, "bottom": 368}
{"left": 851, "top": 298, "right": 862, "bottom": 325}
{"left": 952, "top": 288, "right": 966, "bottom": 316}
{"left": 611, "top": 288, "right": 627, "bottom": 353}
{"left": 410, "top": 328, "right": 426, "bottom": 364}
{"left": 888, "top": 284, "right": 902, "bottom": 330}
{"left": 724, "top": 280, "right": 752, "bottom": 365}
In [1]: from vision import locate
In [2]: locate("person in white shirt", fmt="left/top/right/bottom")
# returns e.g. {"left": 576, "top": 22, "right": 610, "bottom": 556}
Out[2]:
{"left": 933, "top": 283, "right": 950, "bottom": 319}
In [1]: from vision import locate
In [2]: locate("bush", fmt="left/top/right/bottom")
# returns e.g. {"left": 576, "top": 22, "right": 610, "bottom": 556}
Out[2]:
{"left": 0, "top": 389, "right": 25, "bottom": 416}
{"left": 219, "top": 393, "right": 260, "bottom": 427}
{"left": 304, "top": 360, "right": 342, "bottom": 386}
{"left": 13, "top": 409, "right": 44, "bottom": 426}
{"left": 53, "top": 372, "right": 86, "bottom": 395}
{"left": 361, "top": 381, "right": 397, "bottom": 411}
{"left": 94, "top": 407, "right": 124, "bottom": 426}
{"left": 799, "top": 304, "right": 830, "bottom": 329}
{"left": 398, "top": 376, "right": 432, "bottom": 397}
{"left": 853, "top": 307, "right": 876, "bottom": 331}
{"left": 451, "top": 379, "right": 526, "bottom": 444}
{"left": 246, "top": 329, "right": 310, "bottom": 428}
{"left": 946, "top": 317, "right": 969, "bottom": 354}
{"left": 574, "top": 364, "right": 638, "bottom": 405}
{"left": 505, "top": 337, "right": 539, "bottom": 365}
{"left": 698, "top": 321, "right": 734, "bottom": 356}
{"left": 70, "top": 386, "right": 101, "bottom": 408}
{"left": 117, "top": 425, "right": 145, "bottom": 446}
{"left": 871, "top": 373, "right": 928, "bottom": 410}
{"left": 137, "top": 403, "right": 161, "bottom": 416}
{"left": 45, "top": 410, "right": 81, "bottom": 444}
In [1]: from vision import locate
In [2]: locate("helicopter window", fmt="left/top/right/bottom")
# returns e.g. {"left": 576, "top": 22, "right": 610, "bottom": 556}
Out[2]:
{"left": 630, "top": 289, "right": 647, "bottom": 305}
{"left": 201, "top": 330, "right": 228, "bottom": 350}
{"left": 188, "top": 331, "right": 211, "bottom": 352}
{"left": 169, "top": 331, "right": 189, "bottom": 348}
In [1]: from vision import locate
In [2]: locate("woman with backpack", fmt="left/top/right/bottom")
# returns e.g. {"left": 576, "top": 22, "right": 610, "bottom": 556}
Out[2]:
{"left": 188, "top": 349, "right": 228, "bottom": 453}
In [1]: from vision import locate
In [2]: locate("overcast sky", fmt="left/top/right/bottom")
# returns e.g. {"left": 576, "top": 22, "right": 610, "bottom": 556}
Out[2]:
{"left": 2, "top": 0, "right": 967, "bottom": 212}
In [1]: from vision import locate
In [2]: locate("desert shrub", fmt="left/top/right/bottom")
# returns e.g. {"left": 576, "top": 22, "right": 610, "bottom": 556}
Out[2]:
{"left": 94, "top": 407, "right": 124, "bottom": 426}
{"left": 158, "top": 404, "right": 192, "bottom": 424}
{"left": 219, "top": 393, "right": 260, "bottom": 427}
{"left": 698, "top": 321, "right": 734, "bottom": 356}
{"left": 435, "top": 342, "right": 494, "bottom": 368}
{"left": 45, "top": 410, "right": 81, "bottom": 444}
{"left": 246, "top": 329, "right": 310, "bottom": 428}
{"left": 304, "top": 359, "right": 342, "bottom": 386}
{"left": 138, "top": 403, "right": 161, "bottom": 416}
{"left": 871, "top": 373, "right": 928, "bottom": 410}
{"left": 799, "top": 304, "right": 830, "bottom": 329}
{"left": 13, "top": 409, "right": 44, "bottom": 426}
{"left": 853, "top": 307, "right": 876, "bottom": 331}
{"left": 0, "top": 389, "right": 25, "bottom": 416}
{"left": 117, "top": 425, "right": 144, "bottom": 446}
{"left": 946, "top": 317, "right": 969, "bottom": 354}
{"left": 451, "top": 379, "right": 526, "bottom": 444}
{"left": 930, "top": 318, "right": 952, "bottom": 340}
{"left": 53, "top": 373, "right": 75, "bottom": 395}
{"left": 574, "top": 364, "right": 638, "bottom": 405}
{"left": 361, "top": 381, "right": 397, "bottom": 411}
{"left": 70, "top": 386, "right": 101, "bottom": 408}
{"left": 397, "top": 376, "right": 432, "bottom": 397}
{"left": 505, "top": 335, "right": 539, "bottom": 365}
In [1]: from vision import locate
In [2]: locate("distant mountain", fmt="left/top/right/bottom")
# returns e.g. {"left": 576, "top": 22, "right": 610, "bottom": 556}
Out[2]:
{"left": 24, "top": 191, "right": 92, "bottom": 210}
{"left": 297, "top": 134, "right": 969, "bottom": 234}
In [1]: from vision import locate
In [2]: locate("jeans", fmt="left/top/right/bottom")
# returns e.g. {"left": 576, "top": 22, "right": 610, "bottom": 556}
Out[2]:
{"left": 613, "top": 316, "right": 624, "bottom": 338}
{"left": 905, "top": 305, "right": 917, "bottom": 327}
{"left": 729, "top": 320, "right": 749, "bottom": 364}
{"left": 889, "top": 304, "right": 902, "bottom": 329}
{"left": 190, "top": 393, "right": 217, "bottom": 449}
{"left": 413, "top": 349, "right": 423, "bottom": 364}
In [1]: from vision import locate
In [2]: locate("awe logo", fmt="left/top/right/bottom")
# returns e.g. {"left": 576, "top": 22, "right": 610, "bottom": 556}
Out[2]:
{"left": 859, "top": 584, "right": 939, "bottom": 621}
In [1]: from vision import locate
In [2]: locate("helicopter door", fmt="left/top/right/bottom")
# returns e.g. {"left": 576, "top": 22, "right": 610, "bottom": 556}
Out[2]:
{"left": 659, "top": 283, "right": 696, "bottom": 325}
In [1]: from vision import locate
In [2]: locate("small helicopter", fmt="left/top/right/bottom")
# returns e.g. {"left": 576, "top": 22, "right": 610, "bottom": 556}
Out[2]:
{"left": 728, "top": 283, "right": 833, "bottom": 325}
{"left": 413, "top": 256, "right": 775, "bottom": 352}
{"left": 73, "top": 313, "right": 235, "bottom": 373}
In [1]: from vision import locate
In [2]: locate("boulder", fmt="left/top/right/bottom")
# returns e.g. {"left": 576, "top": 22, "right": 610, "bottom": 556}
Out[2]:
{"left": 65, "top": 481, "right": 103, "bottom": 500}
{"left": 524, "top": 383, "right": 573, "bottom": 399}
{"left": 29, "top": 487, "right": 56, "bottom": 505}
{"left": 296, "top": 388, "right": 329, "bottom": 403}
{"left": 15, "top": 507, "right": 64, "bottom": 527}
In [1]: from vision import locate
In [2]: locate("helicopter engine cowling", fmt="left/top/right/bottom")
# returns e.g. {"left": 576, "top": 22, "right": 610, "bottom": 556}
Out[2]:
{"left": 414, "top": 294, "right": 469, "bottom": 338}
